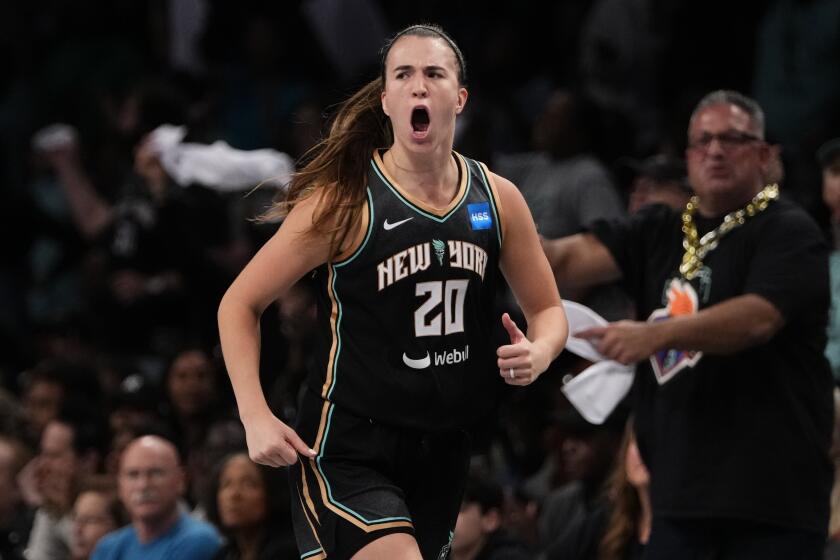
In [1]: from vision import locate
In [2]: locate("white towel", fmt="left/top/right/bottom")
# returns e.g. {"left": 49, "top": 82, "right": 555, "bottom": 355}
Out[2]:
{"left": 148, "top": 125, "right": 295, "bottom": 192}
{"left": 561, "top": 300, "right": 635, "bottom": 424}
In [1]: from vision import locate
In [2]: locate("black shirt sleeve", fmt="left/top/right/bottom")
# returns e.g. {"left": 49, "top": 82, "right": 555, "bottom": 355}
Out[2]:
{"left": 587, "top": 204, "right": 681, "bottom": 302}
{"left": 742, "top": 203, "right": 830, "bottom": 324}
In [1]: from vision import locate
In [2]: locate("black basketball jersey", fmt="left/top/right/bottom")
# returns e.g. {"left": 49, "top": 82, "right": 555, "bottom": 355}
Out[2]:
{"left": 307, "top": 150, "right": 504, "bottom": 431}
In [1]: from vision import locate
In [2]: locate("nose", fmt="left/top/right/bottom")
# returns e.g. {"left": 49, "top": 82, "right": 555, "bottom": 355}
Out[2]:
{"left": 705, "top": 137, "right": 726, "bottom": 158}
{"left": 411, "top": 75, "right": 428, "bottom": 98}
{"left": 561, "top": 437, "right": 582, "bottom": 457}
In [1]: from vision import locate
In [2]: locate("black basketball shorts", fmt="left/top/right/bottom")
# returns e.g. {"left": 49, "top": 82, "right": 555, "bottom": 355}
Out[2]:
{"left": 289, "top": 389, "right": 471, "bottom": 560}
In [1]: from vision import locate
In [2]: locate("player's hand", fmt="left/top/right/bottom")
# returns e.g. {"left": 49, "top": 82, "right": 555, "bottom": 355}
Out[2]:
{"left": 242, "top": 412, "right": 316, "bottom": 467}
{"left": 496, "top": 313, "right": 551, "bottom": 386}
{"left": 575, "top": 320, "right": 661, "bottom": 365}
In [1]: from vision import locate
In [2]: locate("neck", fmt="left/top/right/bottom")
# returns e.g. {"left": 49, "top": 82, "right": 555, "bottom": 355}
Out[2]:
{"left": 384, "top": 146, "right": 458, "bottom": 204}
{"left": 233, "top": 525, "right": 265, "bottom": 560}
{"left": 637, "top": 486, "right": 652, "bottom": 544}
{"left": 134, "top": 506, "right": 181, "bottom": 544}
{"left": 696, "top": 184, "right": 764, "bottom": 218}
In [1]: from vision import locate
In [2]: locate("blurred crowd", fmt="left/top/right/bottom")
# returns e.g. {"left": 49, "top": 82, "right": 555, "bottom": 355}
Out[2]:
{"left": 1, "top": 1, "right": 840, "bottom": 559}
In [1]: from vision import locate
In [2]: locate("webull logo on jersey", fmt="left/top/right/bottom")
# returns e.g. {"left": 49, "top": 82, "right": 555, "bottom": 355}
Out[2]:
{"left": 402, "top": 345, "right": 470, "bottom": 370}
{"left": 467, "top": 202, "right": 492, "bottom": 230}
{"left": 377, "top": 240, "right": 488, "bottom": 290}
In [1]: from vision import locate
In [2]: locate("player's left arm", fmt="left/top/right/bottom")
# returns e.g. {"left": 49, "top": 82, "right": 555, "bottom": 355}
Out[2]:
{"left": 493, "top": 172, "right": 568, "bottom": 386}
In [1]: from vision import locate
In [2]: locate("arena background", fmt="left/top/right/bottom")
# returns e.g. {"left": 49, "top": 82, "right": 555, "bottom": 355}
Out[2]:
{"left": 0, "top": 3, "right": 839, "bottom": 556}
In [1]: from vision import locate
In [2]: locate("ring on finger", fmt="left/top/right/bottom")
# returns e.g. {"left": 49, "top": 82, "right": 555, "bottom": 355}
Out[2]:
{"left": 509, "top": 368, "right": 515, "bottom": 380}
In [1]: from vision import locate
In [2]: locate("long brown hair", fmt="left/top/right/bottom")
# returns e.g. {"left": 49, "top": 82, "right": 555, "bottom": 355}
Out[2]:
{"left": 598, "top": 421, "right": 642, "bottom": 560}
{"left": 260, "top": 24, "right": 466, "bottom": 260}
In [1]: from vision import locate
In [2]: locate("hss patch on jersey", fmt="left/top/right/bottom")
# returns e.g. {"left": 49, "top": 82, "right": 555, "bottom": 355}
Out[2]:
{"left": 467, "top": 202, "right": 492, "bottom": 230}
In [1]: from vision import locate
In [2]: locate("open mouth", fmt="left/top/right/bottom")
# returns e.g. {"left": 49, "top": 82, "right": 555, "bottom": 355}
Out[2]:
{"left": 411, "top": 107, "right": 430, "bottom": 133}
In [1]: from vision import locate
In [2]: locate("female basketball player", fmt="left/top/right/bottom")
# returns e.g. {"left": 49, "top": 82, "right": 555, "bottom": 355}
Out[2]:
{"left": 218, "top": 24, "right": 568, "bottom": 560}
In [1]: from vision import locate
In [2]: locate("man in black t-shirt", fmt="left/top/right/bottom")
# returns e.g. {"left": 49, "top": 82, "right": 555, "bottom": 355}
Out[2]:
{"left": 542, "top": 90, "right": 833, "bottom": 559}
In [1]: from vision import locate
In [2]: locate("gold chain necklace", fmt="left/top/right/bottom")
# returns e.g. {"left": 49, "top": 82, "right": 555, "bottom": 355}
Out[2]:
{"left": 679, "top": 184, "right": 779, "bottom": 280}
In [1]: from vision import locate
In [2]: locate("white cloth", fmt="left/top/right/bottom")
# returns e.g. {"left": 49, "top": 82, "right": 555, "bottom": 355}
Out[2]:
{"left": 561, "top": 301, "right": 635, "bottom": 424}
{"left": 148, "top": 125, "right": 295, "bottom": 191}
{"left": 25, "top": 509, "right": 72, "bottom": 560}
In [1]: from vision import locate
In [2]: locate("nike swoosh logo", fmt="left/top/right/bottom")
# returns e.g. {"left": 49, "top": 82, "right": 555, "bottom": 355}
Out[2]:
{"left": 402, "top": 352, "right": 431, "bottom": 369}
{"left": 383, "top": 217, "right": 414, "bottom": 231}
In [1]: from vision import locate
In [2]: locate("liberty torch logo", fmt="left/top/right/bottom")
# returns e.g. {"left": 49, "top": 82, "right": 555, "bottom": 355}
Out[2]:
{"left": 432, "top": 239, "right": 446, "bottom": 266}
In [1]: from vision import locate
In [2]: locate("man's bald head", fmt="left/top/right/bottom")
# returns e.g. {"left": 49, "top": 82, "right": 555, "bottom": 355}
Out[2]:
{"left": 118, "top": 435, "right": 184, "bottom": 524}
{"left": 121, "top": 436, "right": 180, "bottom": 470}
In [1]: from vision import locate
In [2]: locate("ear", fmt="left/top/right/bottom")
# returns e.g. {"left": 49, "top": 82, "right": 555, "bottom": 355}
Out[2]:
{"left": 175, "top": 466, "right": 187, "bottom": 496}
{"left": 381, "top": 89, "right": 390, "bottom": 117}
{"left": 756, "top": 141, "right": 773, "bottom": 173}
{"left": 480, "top": 508, "right": 501, "bottom": 533}
{"left": 455, "top": 87, "right": 468, "bottom": 115}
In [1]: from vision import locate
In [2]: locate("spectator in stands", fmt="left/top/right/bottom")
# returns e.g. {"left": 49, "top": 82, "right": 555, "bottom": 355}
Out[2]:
{"left": 70, "top": 479, "right": 127, "bottom": 560}
{"left": 541, "top": 420, "right": 651, "bottom": 560}
{"left": 92, "top": 435, "right": 220, "bottom": 559}
{"left": 819, "top": 137, "right": 840, "bottom": 382}
{"left": 0, "top": 435, "right": 34, "bottom": 560}
{"left": 451, "top": 472, "right": 530, "bottom": 560}
{"left": 619, "top": 154, "right": 691, "bottom": 214}
{"left": 495, "top": 89, "right": 630, "bottom": 321}
{"left": 204, "top": 452, "right": 296, "bottom": 559}
{"left": 542, "top": 90, "right": 832, "bottom": 558}
{"left": 19, "top": 361, "right": 101, "bottom": 446}
{"left": 596, "top": 425, "right": 650, "bottom": 560}
{"left": 162, "top": 348, "right": 227, "bottom": 452}
{"left": 825, "top": 390, "right": 840, "bottom": 560}
{"left": 23, "top": 401, "right": 107, "bottom": 560}
{"left": 538, "top": 408, "right": 624, "bottom": 551}
{"left": 160, "top": 347, "right": 234, "bottom": 504}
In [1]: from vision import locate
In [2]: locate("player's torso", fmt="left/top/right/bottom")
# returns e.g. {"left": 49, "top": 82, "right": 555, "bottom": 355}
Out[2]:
{"left": 309, "top": 150, "right": 504, "bottom": 429}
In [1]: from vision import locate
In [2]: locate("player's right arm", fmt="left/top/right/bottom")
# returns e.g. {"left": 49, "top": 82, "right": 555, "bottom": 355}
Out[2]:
{"left": 540, "top": 233, "right": 622, "bottom": 292}
{"left": 217, "top": 192, "right": 332, "bottom": 466}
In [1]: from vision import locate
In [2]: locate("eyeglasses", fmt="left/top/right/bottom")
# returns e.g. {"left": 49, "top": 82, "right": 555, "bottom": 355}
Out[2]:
{"left": 120, "top": 467, "right": 172, "bottom": 482}
{"left": 688, "top": 131, "right": 762, "bottom": 151}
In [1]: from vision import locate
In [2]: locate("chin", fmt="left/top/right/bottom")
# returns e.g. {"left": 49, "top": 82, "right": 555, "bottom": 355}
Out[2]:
{"left": 220, "top": 512, "right": 243, "bottom": 528}
{"left": 399, "top": 131, "right": 433, "bottom": 148}
{"left": 132, "top": 504, "right": 167, "bottom": 521}
{"left": 696, "top": 178, "right": 736, "bottom": 197}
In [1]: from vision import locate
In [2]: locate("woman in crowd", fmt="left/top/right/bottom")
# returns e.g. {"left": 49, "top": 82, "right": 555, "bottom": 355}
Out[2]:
{"left": 69, "top": 480, "right": 126, "bottom": 560}
{"left": 204, "top": 452, "right": 297, "bottom": 560}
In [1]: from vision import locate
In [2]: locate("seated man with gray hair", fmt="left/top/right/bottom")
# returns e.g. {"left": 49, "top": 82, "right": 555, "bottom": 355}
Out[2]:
{"left": 91, "top": 435, "right": 220, "bottom": 560}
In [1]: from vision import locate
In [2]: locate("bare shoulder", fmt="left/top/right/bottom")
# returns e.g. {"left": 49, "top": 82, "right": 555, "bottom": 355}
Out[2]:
{"left": 287, "top": 183, "right": 369, "bottom": 261}
{"left": 487, "top": 171, "right": 520, "bottom": 199}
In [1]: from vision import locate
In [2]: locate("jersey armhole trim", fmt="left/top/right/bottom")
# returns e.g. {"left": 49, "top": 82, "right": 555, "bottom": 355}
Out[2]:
{"left": 477, "top": 161, "right": 505, "bottom": 248}
{"left": 331, "top": 188, "right": 374, "bottom": 265}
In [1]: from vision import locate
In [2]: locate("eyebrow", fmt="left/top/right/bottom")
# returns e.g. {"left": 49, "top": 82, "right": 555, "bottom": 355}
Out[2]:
{"left": 689, "top": 128, "right": 759, "bottom": 138}
{"left": 392, "top": 65, "right": 448, "bottom": 75}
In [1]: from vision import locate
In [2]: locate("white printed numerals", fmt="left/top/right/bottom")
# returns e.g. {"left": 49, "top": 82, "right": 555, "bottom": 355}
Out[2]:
{"left": 414, "top": 280, "right": 468, "bottom": 337}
